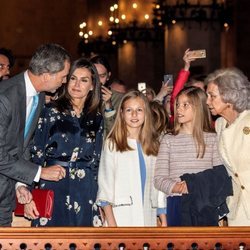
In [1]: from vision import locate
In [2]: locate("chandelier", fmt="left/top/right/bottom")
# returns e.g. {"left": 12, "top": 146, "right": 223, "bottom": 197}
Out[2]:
{"left": 153, "top": 0, "right": 233, "bottom": 29}
{"left": 78, "top": 0, "right": 233, "bottom": 55}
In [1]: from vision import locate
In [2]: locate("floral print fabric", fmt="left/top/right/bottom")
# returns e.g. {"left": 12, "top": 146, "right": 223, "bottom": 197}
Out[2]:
{"left": 30, "top": 104, "right": 103, "bottom": 226}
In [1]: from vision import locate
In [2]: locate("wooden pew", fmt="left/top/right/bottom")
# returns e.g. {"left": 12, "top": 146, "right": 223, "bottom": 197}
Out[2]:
{"left": 0, "top": 227, "right": 250, "bottom": 249}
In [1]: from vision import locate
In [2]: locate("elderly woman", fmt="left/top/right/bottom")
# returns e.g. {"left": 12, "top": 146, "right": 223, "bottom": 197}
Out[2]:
{"left": 206, "top": 67, "right": 250, "bottom": 226}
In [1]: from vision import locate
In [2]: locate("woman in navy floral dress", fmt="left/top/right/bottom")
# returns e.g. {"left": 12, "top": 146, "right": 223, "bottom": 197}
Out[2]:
{"left": 24, "top": 58, "right": 103, "bottom": 226}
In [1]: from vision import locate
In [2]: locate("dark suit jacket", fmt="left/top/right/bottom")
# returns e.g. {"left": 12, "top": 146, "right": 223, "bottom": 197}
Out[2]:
{"left": 0, "top": 72, "right": 45, "bottom": 225}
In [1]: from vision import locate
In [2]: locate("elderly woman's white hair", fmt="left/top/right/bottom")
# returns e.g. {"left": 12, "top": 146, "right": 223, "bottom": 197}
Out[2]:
{"left": 205, "top": 67, "right": 250, "bottom": 112}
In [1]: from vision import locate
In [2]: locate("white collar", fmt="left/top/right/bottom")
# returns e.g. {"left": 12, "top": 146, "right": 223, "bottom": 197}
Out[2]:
{"left": 24, "top": 70, "right": 39, "bottom": 97}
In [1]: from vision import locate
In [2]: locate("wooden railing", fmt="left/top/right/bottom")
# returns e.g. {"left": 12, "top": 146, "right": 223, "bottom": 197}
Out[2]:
{"left": 1, "top": 227, "right": 250, "bottom": 250}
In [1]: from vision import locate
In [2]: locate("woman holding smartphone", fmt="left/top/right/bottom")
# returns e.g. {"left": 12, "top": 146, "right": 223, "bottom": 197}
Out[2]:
{"left": 90, "top": 55, "right": 126, "bottom": 136}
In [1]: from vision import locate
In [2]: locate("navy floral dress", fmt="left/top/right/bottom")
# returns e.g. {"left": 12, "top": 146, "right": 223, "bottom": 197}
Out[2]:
{"left": 30, "top": 104, "right": 103, "bottom": 227}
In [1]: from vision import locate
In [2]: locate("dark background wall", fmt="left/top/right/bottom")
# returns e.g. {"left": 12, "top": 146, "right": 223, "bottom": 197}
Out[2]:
{"left": 0, "top": 0, "right": 87, "bottom": 72}
{"left": 0, "top": 0, "right": 249, "bottom": 92}
{"left": 235, "top": 0, "right": 250, "bottom": 76}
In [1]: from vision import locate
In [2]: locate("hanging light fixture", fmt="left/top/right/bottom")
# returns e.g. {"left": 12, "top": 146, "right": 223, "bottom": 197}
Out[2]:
{"left": 152, "top": 0, "right": 233, "bottom": 29}
{"left": 78, "top": 0, "right": 233, "bottom": 55}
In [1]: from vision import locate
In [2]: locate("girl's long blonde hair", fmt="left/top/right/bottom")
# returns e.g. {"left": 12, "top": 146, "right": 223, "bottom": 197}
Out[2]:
{"left": 173, "top": 87, "right": 214, "bottom": 158}
{"left": 107, "top": 90, "right": 159, "bottom": 156}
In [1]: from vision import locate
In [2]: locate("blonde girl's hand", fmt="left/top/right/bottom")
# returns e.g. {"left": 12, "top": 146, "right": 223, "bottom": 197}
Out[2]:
{"left": 103, "top": 204, "right": 117, "bottom": 227}
{"left": 183, "top": 48, "right": 196, "bottom": 71}
{"left": 172, "top": 181, "right": 189, "bottom": 194}
{"left": 179, "top": 181, "right": 189, "bottom": 194}
{"left": 158, "top": 214, "right": 167, "bottom": 227}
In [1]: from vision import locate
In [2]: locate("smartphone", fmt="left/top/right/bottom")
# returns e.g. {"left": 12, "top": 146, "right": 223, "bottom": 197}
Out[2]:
{"left": 164, "top": 74, "right": 173, "bottom": 86}
{"left": 138, "top": 82, "right": 146, "bottom": 92}
{"left": 188, "top": 49, "right": 206, "bottom": 59}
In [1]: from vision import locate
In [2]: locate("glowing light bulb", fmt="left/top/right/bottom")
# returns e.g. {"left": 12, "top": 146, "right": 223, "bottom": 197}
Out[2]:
{"left": 172, "top": 19, "right": 176, "bottom": 24}
{"left": 79, "top": 22, "right": 86, "bottom": 29}
{"left": 79, "top": 31, "right": 83, "bottom": 37}
{"left": 84, "top": 33, "right": 89, "bottom": 39}
{"left": 121, "top": 14, "right": 126, "bottom": 20}
{"left": 88, "top": 30, "right": 93, "bottom": 35}
{"left": 108, "top": 30, "right": 112, "bottom": 36}
{"left": 144, "top": 14, "right": 149, "bottom": 20}
{"left": 110, "top": 6, "right": 115, "bottom": 12}
{"left": 110, "top": 16, "right": 114, "bottom": 22}
{"left": 98, "top": 20, "right": 103, "bottom": 26}
{"left": 132, "top": 3, "right": 138, "bottom": 9}
{"left": 114, "top": 4, "right": 118, "bottom": 9}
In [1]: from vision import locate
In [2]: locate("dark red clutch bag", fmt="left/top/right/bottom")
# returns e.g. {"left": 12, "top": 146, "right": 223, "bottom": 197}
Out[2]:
{"left": 14, "top": 189, "right": 54, "bottom": 219}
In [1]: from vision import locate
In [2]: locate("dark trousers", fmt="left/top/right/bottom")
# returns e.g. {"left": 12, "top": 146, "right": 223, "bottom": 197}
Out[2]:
{"left": 167, "top": 196, "right": 182, "bottom": 226}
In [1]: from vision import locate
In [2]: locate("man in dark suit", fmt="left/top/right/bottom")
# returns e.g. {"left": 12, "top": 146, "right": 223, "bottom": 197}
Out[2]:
{"left": 0, "top": 43, "right": 71, "bottom": 226}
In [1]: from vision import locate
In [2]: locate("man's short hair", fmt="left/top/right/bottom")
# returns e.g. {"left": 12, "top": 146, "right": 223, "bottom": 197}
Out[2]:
{"left": 29, "top": 43, "right": 70, "bottom": 75}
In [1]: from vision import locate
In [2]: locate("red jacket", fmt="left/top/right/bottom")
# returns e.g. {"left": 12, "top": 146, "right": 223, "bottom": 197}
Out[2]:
{"left": 169, "top": 69, "right": 190, "bottom": 125}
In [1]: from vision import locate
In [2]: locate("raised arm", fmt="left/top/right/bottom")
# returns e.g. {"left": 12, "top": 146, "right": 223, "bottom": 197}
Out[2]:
{"left": 170, "top": 49, "right": 196, "bottom": 120}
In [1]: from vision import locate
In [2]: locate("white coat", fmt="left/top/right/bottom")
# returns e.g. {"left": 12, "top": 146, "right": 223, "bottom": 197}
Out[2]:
{"left": 97, "top": 138, "right": 165, "bottom": 226}
{"left": 216, "top": 110, "right": 250, "bottom": 222}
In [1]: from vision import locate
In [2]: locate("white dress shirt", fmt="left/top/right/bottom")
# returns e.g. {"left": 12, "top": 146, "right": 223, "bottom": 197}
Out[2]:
{"left": 16, "top": 71, "right": 41, "bottom": 189}
{"left": 24, "top": 70, "right": 39, "bottom": 123}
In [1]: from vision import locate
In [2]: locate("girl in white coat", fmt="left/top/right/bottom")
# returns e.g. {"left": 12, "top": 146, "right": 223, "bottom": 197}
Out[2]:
{"left": 97, "top": 90, "right": 166, "bottom": 226}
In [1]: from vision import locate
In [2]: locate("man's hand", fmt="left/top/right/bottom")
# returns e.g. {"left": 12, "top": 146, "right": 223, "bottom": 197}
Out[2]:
{"left": 24, "top": 200, "right": 39, "bottom": 220}
{"left": 40, "top": 165, "right": 66, "bottom": 181}
{"left": 16, "top": 186, "right": 33, "bottom": 204}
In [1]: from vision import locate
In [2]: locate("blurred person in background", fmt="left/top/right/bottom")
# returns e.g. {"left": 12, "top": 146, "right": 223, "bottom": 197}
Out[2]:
{"left": 0, "top": 48, "right": 15, "bottom": 81}
{"left": 109, "top": 78, "right": 128, "bottom": 110}
{"left": 186, "top": 74, "right": 206, "bottom": 91}
{"left": 90, "top": 55, "right": 116, "bottom": 135}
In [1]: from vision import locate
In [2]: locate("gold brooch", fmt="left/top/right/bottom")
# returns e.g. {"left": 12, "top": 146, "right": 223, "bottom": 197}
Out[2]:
{"left": 243, "top": 127, "right": 250, "bottom": 135}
